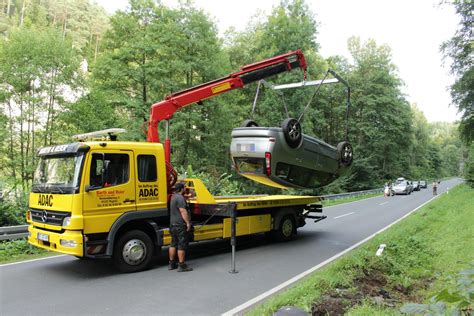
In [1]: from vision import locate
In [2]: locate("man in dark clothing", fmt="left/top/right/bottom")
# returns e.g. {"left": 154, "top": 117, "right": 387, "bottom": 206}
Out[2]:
{"left": 168, "top": 183, "right": 193, "bottom": 272}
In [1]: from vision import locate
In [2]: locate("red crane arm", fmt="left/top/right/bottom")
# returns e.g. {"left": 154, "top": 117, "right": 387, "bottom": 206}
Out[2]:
{"left": 147, "top": 50, "right": 307, "bottom": 143}
{"left": 146, "top": 50, "right": 307, "bottom": 190}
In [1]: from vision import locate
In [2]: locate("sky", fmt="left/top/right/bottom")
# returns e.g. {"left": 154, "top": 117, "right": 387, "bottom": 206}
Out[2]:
{"left": 97, "top": 0, "right": 461, "bottom": 123}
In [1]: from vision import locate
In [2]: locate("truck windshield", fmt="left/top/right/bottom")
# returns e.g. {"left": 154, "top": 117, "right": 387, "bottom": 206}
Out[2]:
{"left": 32, "top": 154, "right": 84, "bottom": 194}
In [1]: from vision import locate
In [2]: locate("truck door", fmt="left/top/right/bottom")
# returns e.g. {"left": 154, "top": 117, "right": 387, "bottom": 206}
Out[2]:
{"left": 83, "top": 150, "right": 136, "bottom": 234}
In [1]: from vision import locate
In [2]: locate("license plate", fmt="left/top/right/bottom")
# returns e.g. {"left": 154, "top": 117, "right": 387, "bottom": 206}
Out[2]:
{"left": 237, "top": 143, "right": 256, "bottom": 152}
{"left": 38, "top": 233, "right": 49, "bottom": 242}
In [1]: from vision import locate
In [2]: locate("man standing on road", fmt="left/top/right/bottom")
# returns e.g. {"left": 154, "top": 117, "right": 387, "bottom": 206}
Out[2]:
{"left": 168, "top": 183, "right": 193, "bottom": 272}
{"left": 432, "top": 181, "right": 438, "bottom": 196}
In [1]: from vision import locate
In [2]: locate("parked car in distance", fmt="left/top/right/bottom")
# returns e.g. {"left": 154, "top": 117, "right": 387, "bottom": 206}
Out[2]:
{"left": 419, "top": 180, "right": 427, "bottom": 188}
{"left": 412, "top": 181, "right": 420, "bottom": 191}
{"left": 392, "top": 180, "right": 412, "bottom": 195}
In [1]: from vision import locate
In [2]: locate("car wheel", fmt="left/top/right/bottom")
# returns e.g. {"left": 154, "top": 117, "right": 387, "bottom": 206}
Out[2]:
{"left": 275, "top": 215, "right": 296, "bottom": 241}
{"left": 281, "top": 118, "right": 303, "bottom": 148}
{"left": 113, "top": 230, "right": 153, "bottom": 273}
{"left": 241, "top": 119, "right": 258, "bottom": 127}
{"left": 337, "top": 141, "right": 353, "bottom": 167}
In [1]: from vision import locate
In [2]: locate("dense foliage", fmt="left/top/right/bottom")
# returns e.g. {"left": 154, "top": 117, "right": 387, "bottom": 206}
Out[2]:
{"left": 0, "top": 0, "right": 466, "bottom": 225}
{"left": 441, "top": 0, "right": 473, "bottom": 186}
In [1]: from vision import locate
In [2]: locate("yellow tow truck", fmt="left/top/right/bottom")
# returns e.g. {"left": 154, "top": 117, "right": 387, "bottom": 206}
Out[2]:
{"left": 27, "top": 51, "right": 326, "bottom": 272}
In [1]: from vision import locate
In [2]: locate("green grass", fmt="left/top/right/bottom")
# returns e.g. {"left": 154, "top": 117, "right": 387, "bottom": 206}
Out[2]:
{"left": 0, "top": 239, "right": 57, "bottom": 264}
{"left": 247, "top": 183, "right": 473, "bottom": 315}
{"left": 322, "top": 192, "right": 382, "bottom": 207}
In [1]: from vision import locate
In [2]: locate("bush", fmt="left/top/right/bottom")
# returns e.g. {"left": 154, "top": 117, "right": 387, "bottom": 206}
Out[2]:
{"left": 0, "top": 193, "right": 28, "bottom": 226}
{"left": 0, "top": 239, "right": 48, "bottom": 263}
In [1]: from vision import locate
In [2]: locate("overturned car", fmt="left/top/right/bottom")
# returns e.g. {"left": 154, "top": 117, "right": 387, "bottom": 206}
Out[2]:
{"left": 230, "top": 70, "right": 354, "bottom": 189}
{"left": 230, "top": 118, "right": 353, "bottom": 189}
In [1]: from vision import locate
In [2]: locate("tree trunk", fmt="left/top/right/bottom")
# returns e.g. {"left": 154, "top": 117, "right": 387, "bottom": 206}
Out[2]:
{"left": 44, "top": 69, "right": 56, "bottom": 146}
{"left": 19, "top": 0, "right": 26, "bottom": 26}
{"left": 19, "top": 92, "right": 26, "bottom": 191}
{"left": 94, "top": 34, "right": 100, "bottom": 63}
{"left": 7, "top": 100, "right": 16, "bottom": 181}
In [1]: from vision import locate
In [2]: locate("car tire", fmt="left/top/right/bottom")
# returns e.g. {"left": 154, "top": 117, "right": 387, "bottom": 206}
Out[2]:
{"left": 337, "top": 141, "right": 353, "bottom": 167}
{"left": 275, "top": 215, "right": 296, "bottom": 241}
{"left": 113, "top": 230, "right": 153, "bottom": 273}
{"left": 281, "top": 118, "right": 303, "bottom": 148}
{"left": 241, "top": 119, "right": 258, "bottom": 127}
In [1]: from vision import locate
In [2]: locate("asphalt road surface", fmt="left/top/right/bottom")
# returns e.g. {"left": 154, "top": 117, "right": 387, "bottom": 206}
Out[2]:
{"left": 0, "top": 178, "right": 462, "bottom": 316}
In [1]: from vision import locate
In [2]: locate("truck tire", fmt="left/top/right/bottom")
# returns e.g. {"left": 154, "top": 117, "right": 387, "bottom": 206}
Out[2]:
{"left": 281, "top": 118, "right": 303, "bottom": 148}
{"left": 113, "top": 230, "right": 153, "bottom": 273}
{"left": 241, "top": 119, "right": 258, "bottom": 127}
{"left": 275, "top": 215, "right": 296, "bottom": 241}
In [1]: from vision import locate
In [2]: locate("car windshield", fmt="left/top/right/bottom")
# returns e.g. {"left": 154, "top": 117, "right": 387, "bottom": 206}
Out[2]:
{"left": 32, "top": 154, "right": 84, "bottom": 194}
{"left": 233, "top": 157, "right": 265, "bottom": 174}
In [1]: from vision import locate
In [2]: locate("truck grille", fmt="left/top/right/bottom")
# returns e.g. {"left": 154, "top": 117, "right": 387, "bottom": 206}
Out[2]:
{"left": 30, "top": 208, "right": 71, "bottom": 226}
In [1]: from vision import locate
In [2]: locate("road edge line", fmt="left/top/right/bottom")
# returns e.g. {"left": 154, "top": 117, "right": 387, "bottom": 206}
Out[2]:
{"left": 223, "top": 186, "right": 455, "bottom": 316}
{"left": 0, "top": 254, "right": 65, "bottom": 267}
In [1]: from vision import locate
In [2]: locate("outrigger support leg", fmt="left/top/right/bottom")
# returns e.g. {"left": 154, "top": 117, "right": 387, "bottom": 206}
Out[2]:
{"left": 229, "top": 205, "right": 238, "bottom": 274}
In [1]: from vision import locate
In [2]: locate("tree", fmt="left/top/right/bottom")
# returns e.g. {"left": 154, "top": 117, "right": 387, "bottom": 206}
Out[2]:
{"left": 345, "top": 37, "right": 413, "bottom": 188}
{"left": 0, "top": 27, "right": 81, "bottom": 189}
{"left": 441, "top": 1, "right": 473, "bottom": 144}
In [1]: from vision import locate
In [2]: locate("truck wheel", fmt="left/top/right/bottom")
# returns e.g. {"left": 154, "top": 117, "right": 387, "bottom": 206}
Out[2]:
{"left": 275, "top": 215, "right": 296, "bottom": 241}
{"left": 113, "top": 230, "right": 153, "bottom": 273}
{"left": 337, "top": 141, "right": 353, "bottom": 167}
{"left": 281, "top": 118, "right": 303, "bottom": 148}
{"left": 241, "top": 119, "right": 258, "bottom": 127}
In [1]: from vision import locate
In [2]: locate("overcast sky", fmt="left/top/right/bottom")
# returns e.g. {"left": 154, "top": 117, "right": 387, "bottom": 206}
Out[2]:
{"left": 97, "top": 0, "right": 460, "bottom": 123}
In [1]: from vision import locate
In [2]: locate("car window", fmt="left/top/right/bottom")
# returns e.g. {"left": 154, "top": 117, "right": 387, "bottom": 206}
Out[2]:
{"left": 234, "top": 157, "right": 265, "bottom": 174}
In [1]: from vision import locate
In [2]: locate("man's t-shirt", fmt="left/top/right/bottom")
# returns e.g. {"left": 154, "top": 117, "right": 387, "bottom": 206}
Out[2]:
{"left": 170, "top": 193, "right": 189, "bottom": 225}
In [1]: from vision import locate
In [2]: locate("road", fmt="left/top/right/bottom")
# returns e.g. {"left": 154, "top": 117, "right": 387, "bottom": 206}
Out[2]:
{"left": 0, "top": 178, "right": 461, "bottom": 316}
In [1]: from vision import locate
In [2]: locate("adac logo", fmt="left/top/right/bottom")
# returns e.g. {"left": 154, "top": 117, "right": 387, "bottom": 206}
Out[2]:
{"left": 38, "top": 194, "right": 53, "bottom": 207}
{"left": 139, "top": 188, "right": 158, "bottom": 198}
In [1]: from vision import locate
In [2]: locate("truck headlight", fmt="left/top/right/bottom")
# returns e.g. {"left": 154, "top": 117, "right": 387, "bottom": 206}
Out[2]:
{"left": 63, "top": 217, "right": 71, "bottom": 227}
{"left": 60, "top": 239, "right": 77, "bottom": 247}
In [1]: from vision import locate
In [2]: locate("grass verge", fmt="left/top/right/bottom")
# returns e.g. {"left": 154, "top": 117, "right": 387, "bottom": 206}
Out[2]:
{"left": 247, "top": 183, "right": 473, "bottom": 315}
{"left": 0, "top": 239, "right": 56, "bottom": 264}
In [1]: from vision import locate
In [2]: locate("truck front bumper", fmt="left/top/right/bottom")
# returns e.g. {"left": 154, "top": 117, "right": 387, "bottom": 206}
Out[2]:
{"left": 28, "top": 225, "right": 83, "bottom": 256}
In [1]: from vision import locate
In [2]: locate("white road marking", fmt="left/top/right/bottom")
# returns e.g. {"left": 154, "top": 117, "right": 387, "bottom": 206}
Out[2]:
{"left": 379, "top": 202, "right": 388, "bottom": 205}
{"left": 333, "top": 212, "right": 355, "bottom": 219}
{"left": 0, "top": 255, "right": 65, "bottom": 267}
{"left": 223, "top": 188, "right": 452, "bottom": 316}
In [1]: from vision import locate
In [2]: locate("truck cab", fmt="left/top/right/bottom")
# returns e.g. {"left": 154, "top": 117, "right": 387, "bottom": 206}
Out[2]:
{"left": 27, "top": 140, "right": 168, "bottom": 262}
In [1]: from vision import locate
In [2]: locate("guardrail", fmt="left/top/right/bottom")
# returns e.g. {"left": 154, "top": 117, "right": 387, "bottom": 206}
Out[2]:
{"left": 0, "top": 189, "right": 383, "bottom": 241}
{"left": 321, "top": 188, "right": 383, "bottom": 201}
{"left": 0, "top": 225, "right": 28, "bottom": 241}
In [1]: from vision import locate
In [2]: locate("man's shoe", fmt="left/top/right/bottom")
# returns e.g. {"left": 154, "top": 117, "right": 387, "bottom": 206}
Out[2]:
{"left": 168, "top": 261, "right": 178, "bottom": 270}
{"left": 177, "top": 263, "right": 193, "bottom": 272}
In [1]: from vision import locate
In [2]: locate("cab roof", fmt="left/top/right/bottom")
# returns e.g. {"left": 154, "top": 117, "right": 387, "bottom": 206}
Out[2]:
{"left": 37, "top": 141, "right": 163, "bottom": 156}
